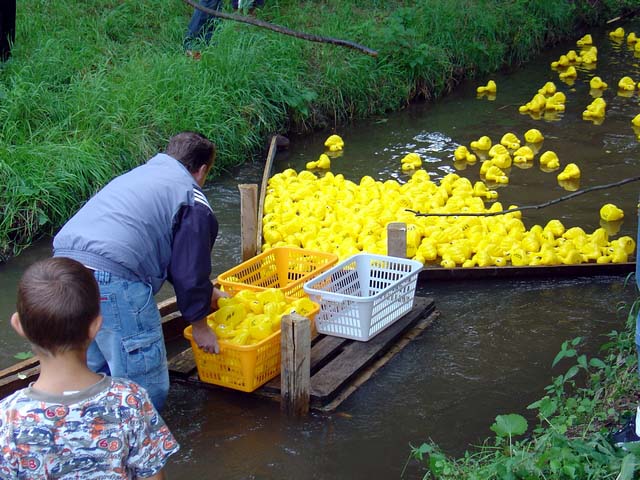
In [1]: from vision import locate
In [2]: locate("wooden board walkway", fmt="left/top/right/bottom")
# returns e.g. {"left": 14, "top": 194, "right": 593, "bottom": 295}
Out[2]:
{"left": 168, "top": 296, "right": 437, "bottom": 411}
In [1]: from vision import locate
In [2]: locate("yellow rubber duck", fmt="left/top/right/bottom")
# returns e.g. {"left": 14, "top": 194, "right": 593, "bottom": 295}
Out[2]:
{"left": 500, "top": 132, "right": 521, "bottom": 150}
{"left": 559, "top": 66, "right": 577, "bottom": 79}
{"left": 540, "top": 151, "right": 560, "bottom": 170}
{"left": 324, "top": 134, "right": 344, "bottom": 152}
{"left": 524, "top": 128, "right": 544, "bottom": 143}
{"left": 618, "top": 76, "right": 636, "bottom": 91}
{"left": 513, "top": 146, "right": 534, "bottom": 163}
{"left": 609, "top": 27, "right": 625, "bottom": 39}
{"left": 600, "top": 203, "right": 624, "bottom": 222}
{"left": 557, "top": 163, "right": 581, "bottom": 180}
{"left": 492, "top": 153, "right": 512, "bottom": 169}
{"left": 632, "top": 114, "right": 640, "bottom": 127}
{"left": 519, "top": 93, "right": 547, "bottom": 113}
{"left": 580, "top": 46, "right": 598, "bottom": 64}
{"left": 628, "top": 32, "right": 638, "bottom": 43}
{"left": 485, "top": 165, "right": 509, "bottom": 184}
{"left": 470, "top": 135, "right": 492, "bottom": 151}
{"left": 488, "top": 144, "right": 509, "bottom": 157}
{"left": 566, "top": 50, "right": 580, "bottom": 63}
{"left": 583, "top": 97, "right": 606, "bottom": 119}
{"left": 538, "top": 81, "right": 557, "bottom": 96}
{"left": 551, "top": 55, "right": 570, "bottom": 69}
{"left": 454, "top": 145, "right": 477, "bottom": 163}
{"left": 577, "top": 34, "right": 593, "bottom": 47}
{"left": 306, "top": 153, "right": 331, "bottom": 170}
{"left": 611, "top": 236, "right": 636, "bottom": 254}
{"left": 401, "top": 152, "right": 422, "bottom": 171}
{"left": 589, "top": 76, "right": 608, "bottom": 89}
{"left": 545, "top": 92, "right": 566, "bottom": 111}
{"left": 477, "top": 80, "right": 497, "bottom": 94}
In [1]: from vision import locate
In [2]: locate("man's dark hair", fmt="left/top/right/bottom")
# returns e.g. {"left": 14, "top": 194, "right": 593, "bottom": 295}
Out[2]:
{"left": 166, "top": 131, "right": 216, "bottom": 173}
{"left": 17, "top": 257, "right": 100, "bottom": 355}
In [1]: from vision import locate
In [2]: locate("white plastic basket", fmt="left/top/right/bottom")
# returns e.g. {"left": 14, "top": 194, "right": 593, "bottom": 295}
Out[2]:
{"left": 303, "top": 253, "right": 423, "bottom": 341}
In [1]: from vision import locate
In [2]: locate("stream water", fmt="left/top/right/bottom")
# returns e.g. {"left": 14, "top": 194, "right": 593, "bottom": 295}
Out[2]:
{"left": 0, "top": 22, "right": 639, "bottom": 480}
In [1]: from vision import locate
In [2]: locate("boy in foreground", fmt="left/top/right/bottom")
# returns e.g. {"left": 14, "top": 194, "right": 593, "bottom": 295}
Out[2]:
{"left": 0, "top": 257, "right": 179, "bottom": 479}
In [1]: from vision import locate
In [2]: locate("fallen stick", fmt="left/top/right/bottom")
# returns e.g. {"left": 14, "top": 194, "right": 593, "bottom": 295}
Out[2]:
{"left": 182, "top": 0, "right": 378, "bottom": 57}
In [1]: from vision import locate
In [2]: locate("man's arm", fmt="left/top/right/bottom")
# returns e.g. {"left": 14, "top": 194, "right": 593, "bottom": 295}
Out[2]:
{"left": 168, "top": 201, "right": 220, "bottom": 353}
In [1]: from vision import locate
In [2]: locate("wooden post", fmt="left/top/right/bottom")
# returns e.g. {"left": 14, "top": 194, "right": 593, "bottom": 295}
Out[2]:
{"left": 256, "top": 136, "right": 279, "bottom": 250}
{"left": 280, "top": 313, "right": 311, "bottom": 416}
{"left": 387, "top": 222, "right": 407, "bottom": 258}
{"left": 238, "top": 184, "right": 258, "bottom": 261}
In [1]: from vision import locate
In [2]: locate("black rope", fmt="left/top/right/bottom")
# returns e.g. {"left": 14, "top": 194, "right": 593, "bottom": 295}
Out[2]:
{"left": 407, "top": 175, "right": 640, "bottom": 217}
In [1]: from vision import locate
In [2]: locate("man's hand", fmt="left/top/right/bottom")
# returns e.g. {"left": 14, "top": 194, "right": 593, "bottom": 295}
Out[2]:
{"left": 191, "top": 318, "right": 219, "bottom": 354}
{"left": 210, "top": 286, "right": 229, "bottom": 311}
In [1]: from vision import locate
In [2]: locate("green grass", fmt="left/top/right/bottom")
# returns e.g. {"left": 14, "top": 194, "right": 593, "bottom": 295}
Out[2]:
{"left": 1, "top": 0, "right": 639, "bottom": 260}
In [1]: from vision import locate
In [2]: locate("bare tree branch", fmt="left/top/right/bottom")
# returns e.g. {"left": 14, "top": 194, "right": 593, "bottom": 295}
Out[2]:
{"left": 183, "top": 0, "right": 378, "bottom": 57}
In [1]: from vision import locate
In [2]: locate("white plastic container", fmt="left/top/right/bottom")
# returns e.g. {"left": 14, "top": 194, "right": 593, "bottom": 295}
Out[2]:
{"left": 303, "top": 253, "right": 423, "bottom": 341}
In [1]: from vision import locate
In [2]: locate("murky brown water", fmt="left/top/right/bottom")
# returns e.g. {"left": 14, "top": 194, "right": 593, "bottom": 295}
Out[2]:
{"left": 0, "top": 21, "right": 639, "bottom": 480}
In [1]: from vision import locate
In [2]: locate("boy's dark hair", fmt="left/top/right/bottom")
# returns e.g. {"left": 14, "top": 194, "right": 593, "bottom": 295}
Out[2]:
{"left": 166, "top": 131, "right": 215, "bottom": 173}
{"left": 17, "top": 257, "right": 100, "bottom": 355}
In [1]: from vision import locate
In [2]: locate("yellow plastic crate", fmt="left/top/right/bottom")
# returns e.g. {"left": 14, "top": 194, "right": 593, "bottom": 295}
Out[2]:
{"left": 217, "top": 247, "right": 338, "bottom": 298}
{"left": 183, "top": 301, "right": 319, "bottom": 392}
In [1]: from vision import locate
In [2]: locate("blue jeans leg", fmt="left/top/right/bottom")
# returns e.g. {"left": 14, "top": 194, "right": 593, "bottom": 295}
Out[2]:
{"left": 89, "top": 272, "right": 170, "bottom": 411}
{"left": 185, "top": 0, "right": 223, "bottom": 49}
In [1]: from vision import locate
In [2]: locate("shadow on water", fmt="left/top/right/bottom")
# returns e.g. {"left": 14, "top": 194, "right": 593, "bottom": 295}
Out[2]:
{"left": 0, "top": 21, "right": 638, "bottom": 480}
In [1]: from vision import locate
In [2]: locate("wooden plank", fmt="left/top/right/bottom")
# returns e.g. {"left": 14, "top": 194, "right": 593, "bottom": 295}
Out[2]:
{"left": 280, "top": 314, "right": 311, "bottom": 416}
{"left": 309, "top": 297, "right": 434, "bottom": 404}
{"left": 387, "top": 222, "right": 407, "bottom": 258}
{"left": 161, "top": 311, "right": 188, "bottom": 342}
{"left": 168, "top": 348, "right": 197, "bottom": 378}
{"left": 309, "top": 335, "right": 351, "bottom": 374}
{"left": 0, "top": 366, "right": 40, "bottom": 399}
{"left": 0, "top": 357, "right": 38, "bottom": 381}
{"left": 256, "top": 136, "right": 279, "bottom": 250}
{"left": 158, "top": 297, "right": 179, "bottom": 317}
{"left": 418, "top": 261, "right": 635, "bottom": 280}
{"left": 239, "top": 184, "right": 259, "bottom": 260}
{"left": 318, "top": 310, "right": 439, "bottom": 411}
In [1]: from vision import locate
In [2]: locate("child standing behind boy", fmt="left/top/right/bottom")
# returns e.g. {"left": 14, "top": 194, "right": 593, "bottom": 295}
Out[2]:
{"left": 0, "top": 257, "right": 179, "bottom": 479}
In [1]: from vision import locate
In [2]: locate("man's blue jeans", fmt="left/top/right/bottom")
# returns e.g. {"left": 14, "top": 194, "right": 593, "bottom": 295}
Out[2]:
{"left": 185, "top": 0, "right": 223, "bottom": 49}
{"left": 89, "top": 271, "right": 169, "bottom": 411}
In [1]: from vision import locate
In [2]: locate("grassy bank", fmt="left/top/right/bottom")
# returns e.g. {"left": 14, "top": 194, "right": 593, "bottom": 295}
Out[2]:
{"left": 409, "top": 280, "right": 640, "bottom": 479}
{"left": 1, "top": 0, "right": 639, "bottom": 261}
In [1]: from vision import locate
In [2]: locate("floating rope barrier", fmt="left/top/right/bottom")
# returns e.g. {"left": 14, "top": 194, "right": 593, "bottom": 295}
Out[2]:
{"left": 407, "top": 175, "right": 640, "bottom": 217}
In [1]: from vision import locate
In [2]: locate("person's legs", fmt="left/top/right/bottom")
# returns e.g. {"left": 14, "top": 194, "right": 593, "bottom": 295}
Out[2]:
{"left": 91, "top": 271, "right": 169, "bottom": 411}
{"left": 0, "top": 0, "right": 16, "bottom": 62}
{"left": 185, "top": 0, "right": 223, "bottom": 50}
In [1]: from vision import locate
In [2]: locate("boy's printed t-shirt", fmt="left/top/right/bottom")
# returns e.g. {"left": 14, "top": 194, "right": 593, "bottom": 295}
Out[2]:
{"left": 0, "top": 375, "right": 179, "bottom": 479}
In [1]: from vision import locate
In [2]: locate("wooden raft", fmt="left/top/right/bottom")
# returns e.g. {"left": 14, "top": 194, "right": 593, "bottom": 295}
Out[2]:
{"left": 168, "top": 296, "right": 437, "bottom": 411}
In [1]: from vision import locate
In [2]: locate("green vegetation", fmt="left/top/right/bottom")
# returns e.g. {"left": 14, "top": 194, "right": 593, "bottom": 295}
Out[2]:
{"left": 1, "top": 0, "right": 639, "bottom": 260}
{"left": 408, "top": 278, "right": 640, "bottom": 479}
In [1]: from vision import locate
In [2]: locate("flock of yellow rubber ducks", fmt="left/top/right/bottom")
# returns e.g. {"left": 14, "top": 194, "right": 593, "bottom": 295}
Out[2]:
{"left": 262, "top": 135, "right": 634, "bottom": 267}
{"left": 259, "top": 28, "right": 637, "bottom": 271}
{"left": 205, "top": 288, "right": 318, "bottom": 346}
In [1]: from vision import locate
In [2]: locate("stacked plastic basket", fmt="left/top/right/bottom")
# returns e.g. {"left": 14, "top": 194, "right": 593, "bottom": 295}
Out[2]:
{"left": 303, "top": 253, "right": 423, "bottom": 341}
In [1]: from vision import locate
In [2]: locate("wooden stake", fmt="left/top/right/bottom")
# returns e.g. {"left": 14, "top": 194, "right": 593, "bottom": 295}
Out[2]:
{"left": 238, "top": 184, "right": 258, "bottom": 261}
{"left": 387, "top": 222, "right": 407, "bottom": 258}
{"left": 280, "top": 313, "right": 311, "bottom": 416}
{"left": 256, "top": 136, "right": 279, "bottom": 250}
